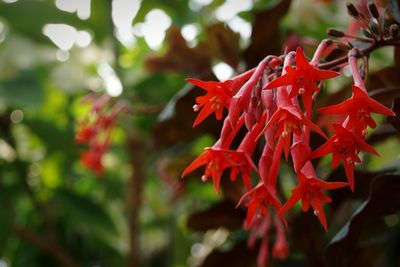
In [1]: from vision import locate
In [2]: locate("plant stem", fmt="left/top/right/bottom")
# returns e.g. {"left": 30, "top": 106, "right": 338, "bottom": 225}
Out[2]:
{"left": 318, "top": 39, "right": 400, "bottom": 70}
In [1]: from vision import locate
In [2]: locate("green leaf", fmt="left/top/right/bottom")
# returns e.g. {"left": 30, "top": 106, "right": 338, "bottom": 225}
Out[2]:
{"left": 0, "top": 71, "right": 43, "bottom": 109}
{"left": 55, "top": 188, "right": 117, "bottom": 235}
{"left": 133, "top": 73, "right": 186, "bottom": 104}
{"left": 24, "top": 119, "right": 75, "bottom": 155}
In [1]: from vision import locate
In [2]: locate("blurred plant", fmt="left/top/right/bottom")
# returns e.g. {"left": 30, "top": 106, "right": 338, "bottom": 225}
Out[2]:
{"left": 76, "top": 93, "right": 130, "bottom": 176}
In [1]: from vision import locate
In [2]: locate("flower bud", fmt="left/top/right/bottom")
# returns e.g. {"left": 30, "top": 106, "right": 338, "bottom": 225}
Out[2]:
{"left": 370, "top": 20, "right": 380, "bottom": 35}
{"left": 368, "top": 3, "right": 380, "bottom": 19}
{"left": 362, "top": 29, "right": 373, "bottom": 38}
{"left": 346, "top": 3, "right": 359, "bottom": 18}
{"left": 327, "top": 28, "right": 345, "bottom": 37}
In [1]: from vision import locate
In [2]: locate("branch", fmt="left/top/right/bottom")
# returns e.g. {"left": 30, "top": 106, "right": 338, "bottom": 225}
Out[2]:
{"left": 126, "top": 130, "right": 146, "bottom": 267}
{"left": 318, "top": 38, "right": 400, "bottom": 70}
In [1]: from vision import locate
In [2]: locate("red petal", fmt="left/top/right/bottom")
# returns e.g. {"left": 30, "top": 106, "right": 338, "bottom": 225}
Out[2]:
{"left": 301, "top": 195, "right": 311, "bottom": 212}
{"left": 354, "top": 135, "right": 379, "bottom": 156}
{"left": 317, "top": 179, "right": 349, "bottom": 190}
{"left": 317, "top": 100, "right": 352, "bottom": 114}
{"left": 256, "top": 108, "right": 282, "bottom": 141}
{"left": 186, "top": 78, "right": 214, "bottom": 91}
{"left": 352, "top": 85, "right": 395, "bottom": 116}
{"left": 313, "top": 68, "right": 340, "bottom": 81}
{"left": 309, "top": 139, "right": 335, "bottom": 160}
{"left": 264, "top": 72, "right": 294, "bottom": 89}
{"left": 295, "top": 47, "right": 310, "bottom": 69}
{"left": 181, "top": 150, "right": 209, "bottom": 177}
{"left": 301, "top": 90, "right": 314, "bottom": 115}
{"left": 282, "top": 135, "right": 292, "bottom": 161}
{"left": 310, "top": 199, "right": 328, "bottom": 231}
{"left": 192, "top": 105, "right": 215, "bottom": 127}
{"left": 332, "top": 153, "right": 341, "bottom": 168}
{"left": 279, "top": 191, "right": 302, "bottom": 215}
{"left": 302, "top": 114, "right": 328, "bottom": 139}
{"left": 212, "top": 173, "right": 223, "bottom": 194}
{"left": 343, "top": 161, "right": 355, "bottom": 192}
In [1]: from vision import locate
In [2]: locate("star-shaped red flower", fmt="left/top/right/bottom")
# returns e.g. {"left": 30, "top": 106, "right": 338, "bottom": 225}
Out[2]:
{"left": 309, "top": 124, "right": 379, "bottom": 191}
{"left": 258, "top": 104, "right": 327, "bottom": 159}
{"left": 187, "top": 79, "right": 234, "bottom": 127}
{"left": 318, "top": 85, "right": 395, "bottom": 136}
{"left": 75, "top": 124, "right": 97, "bottom": 144}
{"left": 238, "top": 183, "right": 282, "bottom": 228}
{"left": 279, "top": 168, "right": 348, "bottom": 231}
{"left": 81, "top": 151, "right": 104, "bottom": 176}
{"left": 264, "top": 47, "right": 339, "bottom": 113}
{"left": 182, "top": 147, "right": 256, "bottom": 193}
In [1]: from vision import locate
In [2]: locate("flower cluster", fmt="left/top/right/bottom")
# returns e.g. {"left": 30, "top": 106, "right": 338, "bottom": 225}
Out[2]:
{"left": 182, "top": 3, "right": 397, "bottom": 262}
{"left": 76, "top": 94, "right": 128, "bottom": 176}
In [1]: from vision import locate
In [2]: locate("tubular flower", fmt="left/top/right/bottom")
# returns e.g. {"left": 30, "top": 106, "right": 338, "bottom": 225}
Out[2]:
{"left": 318, "top": 85, "right": 396, "bottom": 136}
{"left": 264, "top": 47, "right": 339, "bottom": 113}
{"left": 258, "top": 104, "right": 327, "bottom": 159}
{"left": 228, "top": 151, "right": 258, "bottom": 191}
{"left": 187, "top": 70, "right": 254, "bottom": 127}
{"left": 80, "top": 151, "right": 104, "bottom": 176}
{"left": 182, "top": 147, "right": 256, "bottom": 193}
{"left": 238, "top": 183, "right": 282, "bottom": 228}
{"left": 187, "top": 79, "right": 235, "bottom": 127}
{"left": 279, "top": 167, "right": 348, "bottom": 231}
{"left": 76, "top": 94, "right": 128, "bottom": 176}
{"left": 75, "top": 124, "right": 97, "bottom": 144}
{"left": 272, "top": 216, "right": 289, "bottom": 260}
{"left": 309, "top": 124, "right": 379, "bottom": 191}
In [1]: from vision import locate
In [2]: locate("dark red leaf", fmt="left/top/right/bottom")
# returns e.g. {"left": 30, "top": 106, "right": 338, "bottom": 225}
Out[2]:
{"left": 244, "top": 0, "right": 292, "bottom": 67}
{"left": 206, "top": 23, "right": 241, "bottom": 69}
{"left": 325, "top": 174, "right": 400, "bottom": 267}
{"left": 200, "top": 242, "right": 257, "bottom": 267}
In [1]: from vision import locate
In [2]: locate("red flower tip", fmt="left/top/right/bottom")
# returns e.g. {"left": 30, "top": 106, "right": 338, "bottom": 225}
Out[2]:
{"left": 182, "top": 148, "right": 256, "bottom": 194}
{"left": 310, "top": 124, "right": 378, "bottom": 191}
{"left": 318, "top": 85, "right": 395, "bottom": 136}
{"left": 187, "top": 78, "right": 236, "bottom": 127}
{"left": 75, "top": 125, "right": 96, "bottom": 144}
{"left": 81, "top": 151, "right": 104, "bottom": 176}
{"left": 257, "top": 105, "right": 326, "bottom": 160}
{"left": 279, "top": 170, "right": 347, "bottom": 231}
{"left": 264, "top": 47, "right": 339, "bottom": 113}
{"left": 238, "top": 183, "right": 282, "bottom": 228}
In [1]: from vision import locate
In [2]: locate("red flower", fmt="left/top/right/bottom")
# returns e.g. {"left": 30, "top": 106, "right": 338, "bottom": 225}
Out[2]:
{"left": 279, "top": 167, "right": 348, "bottom": 231}
{"left": 228, "top": 151, "right": 258, "bottom": 191}
{"left": 309, "top": 124, "right": 378, "bottom": 191}
{"left": 187, "top": 70, "right": 254, "bottom": 128}
{"left": 187, "top": 78, "right": 234, "bottom": 127}
{"left": 258, "top": 104, "right": 327, "bottom": 159}
{"left": 182, "top": 147, "right": 256, "bottom": 193}
{"left": 81, "top": 151, "right": 104, "bottom": 176}
{"left": 318, "top": 85, "right": 395, "bottom": 136}
{"left": 75, "top": 125, "right": 96, "bottom": 144}
{"left": 272, "top": 216, "right": 289, "bottom": 260}
{"left": 238, "top": 183, "right": 282, "bottom": 228}
{"left": 265, "top": 47, "right": 339, "bottom": 113}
